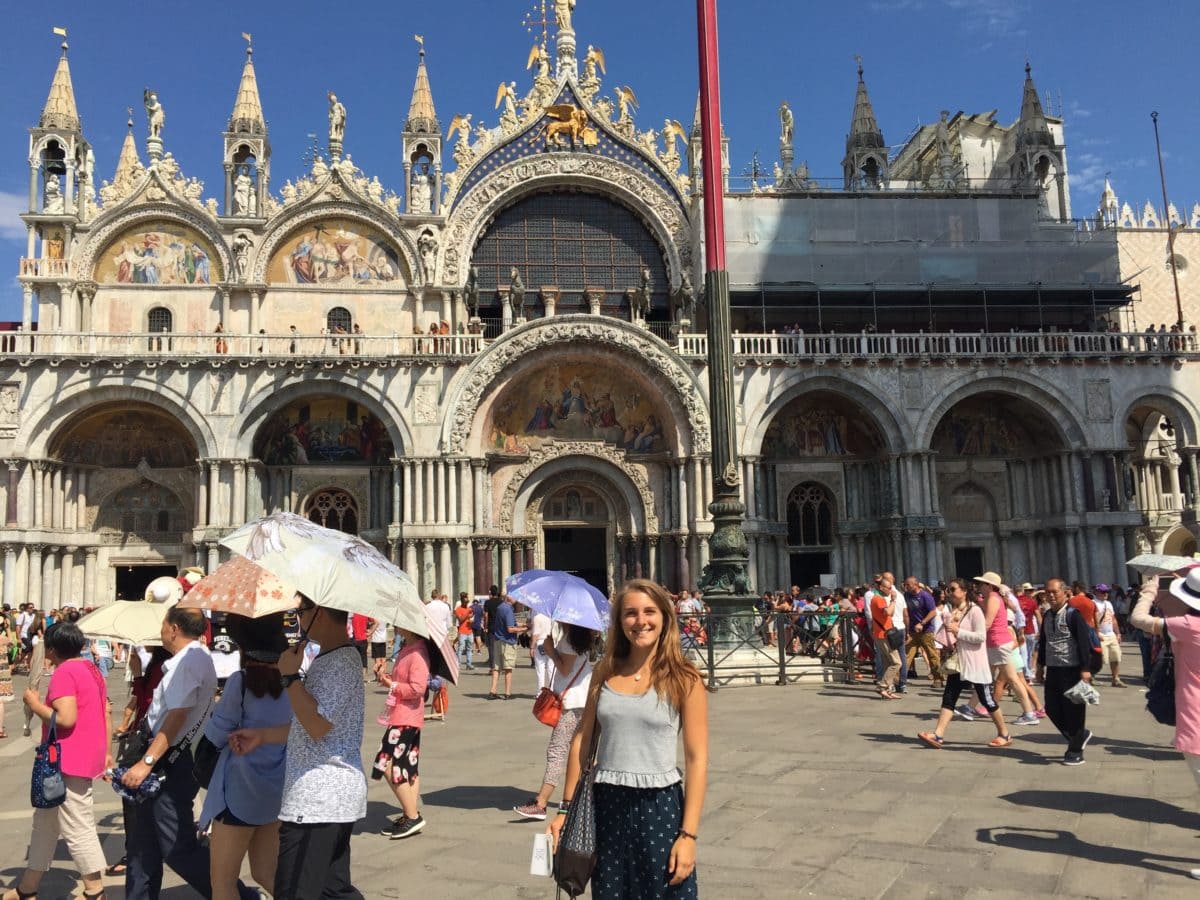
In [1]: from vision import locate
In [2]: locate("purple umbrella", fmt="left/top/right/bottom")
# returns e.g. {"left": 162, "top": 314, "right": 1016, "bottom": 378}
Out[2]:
{"left": 504, "top": 569, "right": 610, "bottom": 631}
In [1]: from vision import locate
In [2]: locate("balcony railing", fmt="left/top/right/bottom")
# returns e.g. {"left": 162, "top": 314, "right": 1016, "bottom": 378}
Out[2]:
{"left": 0, "top": 329, "right": 1192, "bottom": 363}
{"left": 19, "top": 258, "right": 73, "bottom": 278}
{"left": 678, "top": 330, "right": 1198, "bottom": 359}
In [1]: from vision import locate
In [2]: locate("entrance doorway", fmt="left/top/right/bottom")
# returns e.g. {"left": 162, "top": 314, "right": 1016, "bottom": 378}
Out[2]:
{"left": 789, "top": 552, "right": 831, "bottom": 591}
{"left": 114, "top": 564, "right": 177, "bottom": 602}
{"left": 544, "top": 527, "right": 608, "bottom": 594}
{"left": 952, "top": 547, "right": 984, "bottom": 581}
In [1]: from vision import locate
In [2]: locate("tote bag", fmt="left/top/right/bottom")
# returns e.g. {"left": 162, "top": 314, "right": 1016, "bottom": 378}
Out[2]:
{"left": 31, "top": 710, "right": 66, "bottom": 809}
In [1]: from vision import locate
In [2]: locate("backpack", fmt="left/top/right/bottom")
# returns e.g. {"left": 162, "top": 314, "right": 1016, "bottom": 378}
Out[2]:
{"left": 1145, "top": 622, "right": 1176, "bottom": 726}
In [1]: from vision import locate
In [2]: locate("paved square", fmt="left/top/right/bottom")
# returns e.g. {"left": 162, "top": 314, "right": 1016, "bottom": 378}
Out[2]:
{"left": 0, "top": 658, "right": 1196, "bottom": 899}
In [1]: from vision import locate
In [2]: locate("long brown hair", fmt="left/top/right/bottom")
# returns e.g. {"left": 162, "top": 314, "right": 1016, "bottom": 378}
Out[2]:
{"left": 593, "top": 579, "right": 704, "bottom": 711}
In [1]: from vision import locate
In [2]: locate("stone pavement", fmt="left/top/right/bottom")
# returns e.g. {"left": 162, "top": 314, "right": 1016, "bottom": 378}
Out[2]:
{"left": 0, "top": 653, "right": 1198, "bottom": 899}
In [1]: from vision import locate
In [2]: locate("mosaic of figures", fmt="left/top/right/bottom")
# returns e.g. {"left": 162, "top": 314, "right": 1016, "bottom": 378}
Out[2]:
{"left": 931, "top": 397, "right": 1037, "bottom": 457}
{"left": 762, "top": 398, "right": 881, "bottom": 458}
{"left": 488, "top": 362, "right": 669, "bottom": 455}
{"left": 255, "top": 396, "right": 393, "bottom": 466}
{"left": 267, "top": 219, "right": 404, "bottom": 286}
{"left": 96, "top": 226, "right": 221, "bottom": 285}
{"left": 53, "top": 408, "right": 196, "bottom": 469}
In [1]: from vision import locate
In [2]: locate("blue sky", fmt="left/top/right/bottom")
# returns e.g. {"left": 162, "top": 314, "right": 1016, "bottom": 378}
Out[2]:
{"left": 0, "top": 0, "right": 1196, "bottom": 321}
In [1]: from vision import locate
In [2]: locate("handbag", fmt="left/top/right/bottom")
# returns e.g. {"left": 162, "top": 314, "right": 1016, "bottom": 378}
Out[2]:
{"left": 942, "top": 652, "right": 960, "bottom": 675}
{"left": 116, "top": 719, "right": 153, "bottom": 769}
{"left": 1145, "top": 620, "right": 1176, "bottom": 726}
{"left": 885, "top": 627, "right": 905, "bottom": 651}
{"left": 31, "top": 710, "right": 66, "bottom": 809}
{"left": 533, "top": 657, "right": 587, "bottom": 728}
{"left": 195, "top": 679, "right": 246, "bottom": 788}
{"left": 554, "top": 722, "right": 600, "bottom": 897}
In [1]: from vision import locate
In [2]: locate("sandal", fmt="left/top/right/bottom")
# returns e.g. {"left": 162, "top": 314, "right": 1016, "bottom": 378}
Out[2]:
{"left": 988, "top": 734, "right": 1013, "bottom": 748}
{"left": 917, "top": 732, "right": 944, "bottom": 749}
{"left": 104, "top": 857, "right": 127, "bottom": 877}
{"left": 3, "top": 887, "right": 38, "bottom": 899}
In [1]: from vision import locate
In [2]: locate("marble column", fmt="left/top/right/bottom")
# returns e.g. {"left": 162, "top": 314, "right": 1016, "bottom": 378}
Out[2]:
{"left": 208, "top": 461, "right": 221, "bottom": 526}
{"left": 5, "top": 461, "right": 19, "bottom": 526}
{"left": 207, "top": 543, "right": 220, "bottom": 574}
{"left": 743, "top": 456, "right": 759, "bottom": 519}
{"left": 232, "top": 460, "right": 247, "bottom": 527}
{"left": 60, "top": 547, "right": 76, "bottom": 606}
{"left": 63, "top": 468, "right": 77, "bottom": 531}
{"left": 403, "top": 540, "right": 419, "bottom": 580}
{"left": 32, "top": 463, "right": 44, "bottom": 528}
{"left": 472, "top": 461, "right": 485, "bottom": 530}
{"left": 27, "top": 545, "right": 43, "bottom": 610}
{"left": 412, "top": 461, "right": 425, "bottom": 525}
{"left": 42, "top": 548, "right": 56, "bottom": 611}
{"left": 688, "top": 458, "right": 702, "bottom": 525}
{"left": 775, "top": 536, "right": 788, "bottom": 590}
{"left": 498, "top": 540, "right": 512, "bottom": 586}
{"left": 524, "top": 543, "right": 535, "bottom": 572}
{"left": 457, "top": 540, "right": 471, "bottom": 598}
{"left": 449, "top": 461, "right": 461, "bottom": 525}
{"left": 0, "top": 545, "right": 14, "bottom": 608}
{"left": 83, "top": 548, "right": 97, "bottom": 606}
{"left": 421, "top": 541, "right": 436, "bottom": 596}
{"left": 510, "top": 542, "right": 522, "bottom": 576}
{"left": 648, "top": 537, "right": 659, "bottom": 582}
{"left": 746, "top": 535, "right": 757, "bottom": 586}
{"left": 1110, "top": 528, "right": 1127, "bottom": 586}
{"left": 434, "top": 461, "right": 445, "bottom": 525}
{"left": 438, "top": 540, "right": 452, "bottom": 594}
{"left": 424, "top": 461, "right": 435, "bottom": 526}
{"left": 473, "top": 541, "right": 488, "bottom": 595}
{"left": 676, "top": 536, "right": 689, "bottom": 589}
{"left": 675, "top": 462, "right": 688, "bottom": 534}
{"left": 391, "top": 460, "right": 403, "bottom": 527}
{"left": 48, "top": 467, "right": 61, "bottom": 529}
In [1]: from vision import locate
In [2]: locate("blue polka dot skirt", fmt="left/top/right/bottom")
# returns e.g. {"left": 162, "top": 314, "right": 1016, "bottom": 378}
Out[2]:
{"left": 591, "top": 782, "right": 698, "bottom": 899}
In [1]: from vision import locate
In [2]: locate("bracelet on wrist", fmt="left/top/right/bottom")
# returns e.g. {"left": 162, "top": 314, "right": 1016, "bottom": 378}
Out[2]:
{"left": 677, "top": 829, "right": 698, "bottom": 841}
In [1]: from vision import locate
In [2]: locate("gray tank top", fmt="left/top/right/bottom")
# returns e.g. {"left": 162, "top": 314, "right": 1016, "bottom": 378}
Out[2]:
{"left": 593, "top": 684, "right": 682, "bottom": 789}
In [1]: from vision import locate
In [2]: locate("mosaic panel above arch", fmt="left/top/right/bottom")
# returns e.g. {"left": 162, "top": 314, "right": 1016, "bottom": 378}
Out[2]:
{"left": 931, "top": 394, "right": 1055, "bottom": 457}
{"left": 254, "top": 395, "right": 394, "bottom": 466}
{"left": 51, "top": 404, "right": 198, "bottom": 469}
{"left": 94, "top": 224, "right": 223, "bottom": 285}
{"left": 266, "top": 219, "right": 406, "bottom": 286}
{"left": 487, "top": 358, "right": 673, "bottom": 456}
{"left": 762, "top": 393, "right": 884, "bottom": 458}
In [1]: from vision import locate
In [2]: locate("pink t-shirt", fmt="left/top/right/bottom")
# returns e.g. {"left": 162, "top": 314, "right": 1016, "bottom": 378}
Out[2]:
{"left": 984, "top": 592, "right": 1012, "bottom": 648}
{"left": 44, "top": 658, "right": 109, "bottom": 779}
{"left": 1165, "top": 614, "right": 1200, "bottom": 755}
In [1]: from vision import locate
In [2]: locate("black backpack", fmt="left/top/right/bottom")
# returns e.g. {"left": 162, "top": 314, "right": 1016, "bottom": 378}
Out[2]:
{"left": 1145, "top": 624, "right": 1176, "bottom": 727}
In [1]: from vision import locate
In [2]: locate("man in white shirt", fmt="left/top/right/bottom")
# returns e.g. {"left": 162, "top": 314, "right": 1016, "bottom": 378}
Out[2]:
{"left": 1092, "top": 584, "right": 1126, "bottom": 688}
{"left": 121, "top": 606, "right": 249, "bottom": 899}
{"left": 427, "top": 589, "right": 454, "bottom": 637}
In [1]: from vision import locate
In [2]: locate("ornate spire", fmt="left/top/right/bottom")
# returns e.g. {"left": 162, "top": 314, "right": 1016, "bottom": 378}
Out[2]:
{"left": 845, "top": 58, "right": 884, "bottom": 152}
{"left": 405, "top": 38, "right": 439, "bottom": 134}
{"left": 39, "top": 40, "right": 80, "bottom": 131}
{"left": 228, "top": 37, "right": 266, "bottom": 135}
{"left": 113, "top": 112, "right": 144, "bottom": 185}
{"left": 1017, "top": 61, "right": 1052, "bottom": 147}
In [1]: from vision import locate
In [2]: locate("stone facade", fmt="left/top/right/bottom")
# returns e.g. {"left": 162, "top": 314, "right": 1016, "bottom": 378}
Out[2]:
{"left": 4, "top": 30, "right": 1199, "bottom": 609}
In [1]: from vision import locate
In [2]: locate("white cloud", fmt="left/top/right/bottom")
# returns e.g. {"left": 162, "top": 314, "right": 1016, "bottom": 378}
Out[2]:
{"left": 0, "top": 192, "right": 26, "bottom": 241}
{"left": 944, "top": 0, "right": 1029, "bottom": 40}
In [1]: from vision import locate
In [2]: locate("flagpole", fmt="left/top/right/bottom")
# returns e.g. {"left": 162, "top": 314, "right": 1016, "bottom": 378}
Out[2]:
{"left": 695, "top": 0, "right": 752, "bottom": 607}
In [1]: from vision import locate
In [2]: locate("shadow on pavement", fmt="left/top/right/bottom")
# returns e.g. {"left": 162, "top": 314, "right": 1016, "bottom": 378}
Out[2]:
{"left": 420, "top": 784, "right": 531, "bottom": 811}
{"left": 999, "top": 791, "right": 1200, "bottom": 830}
{"left": 977, "top": 827, "right": 1197, "bottom": 877}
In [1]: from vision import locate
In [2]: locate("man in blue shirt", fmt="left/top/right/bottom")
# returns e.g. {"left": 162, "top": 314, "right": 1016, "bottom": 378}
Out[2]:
{"left": 903, "top": 576, "right": 943, "bottom": 686}
{"left": 487, "top": 594, "right": 526, "bottom": 700}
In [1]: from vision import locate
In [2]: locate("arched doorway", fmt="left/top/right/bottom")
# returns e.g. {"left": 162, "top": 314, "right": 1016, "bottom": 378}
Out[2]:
{"left": 785, "top": 482, "right": 836, "bottom": 587}
{"left": 303, "top": 487, "right": 359, "bottom": 535}
{"left": 541, "top": 485, "right": 609, "bottom": 592}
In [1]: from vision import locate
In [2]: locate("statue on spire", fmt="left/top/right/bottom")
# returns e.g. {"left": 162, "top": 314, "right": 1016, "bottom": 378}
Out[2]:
{"left": 554, "top": 0, "right": 576, "bottom": 32}
{"left": 143, "top": 89, "right": 164, "bottom": 139}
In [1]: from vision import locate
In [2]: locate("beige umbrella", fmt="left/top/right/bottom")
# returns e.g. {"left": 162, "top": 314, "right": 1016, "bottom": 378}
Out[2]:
{"left": 178, "top": 555, "right": 298, "bottom": 618}
{"left": 76, "top": 601, "right": 169, "bottom": 646}
{"left": 143, "top": 576, "right": 185, "bottom": 605}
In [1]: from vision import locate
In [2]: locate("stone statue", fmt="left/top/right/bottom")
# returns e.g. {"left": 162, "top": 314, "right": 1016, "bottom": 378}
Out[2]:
{"left": 143, "top": 89, "right": 164, "bottom": 138}
{"left": 555, "top": 0, "right": 576, "bottom": 32}
{"left": 936, "top": 110, "right": 952, "bottom": 159}
{"left": 231, "top": 231, "right": 252, "bottom": 281}
{"left": 673, "top": 269, "right": 696, "bottom": 321}
{"left": 233, "top": 165, "right": 256, "bottom": 216}
{"left": 42, "top": 174, "right": 64, "bottom": 214}
{"left": 418, "top": 230, "right": 438, "bottom": 280}
{"left": 328, "top": 92, "right": 346, "bottom": 142}
{"left": 410, "top": 164, "right": 433, "bottom": 214}
{"left": 367, "top": 176, "right": 384, "bottom": 203}
{"left": 629, "top": 264, "right": 652, "bottom": 321}
{"left": 464, "top": 265, "right": 481, "bottom": 317}
{"left": 779, "top": 101, "right": 794, "bottom": 145}
{"left": 508, "top": 267, "right": 526, "bottom": 319}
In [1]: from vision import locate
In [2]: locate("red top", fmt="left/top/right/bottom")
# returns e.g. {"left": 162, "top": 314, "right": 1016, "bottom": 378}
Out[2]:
{"left": 454, "top": 607, "right": 472, "bottom": 636}
{"left": 350, "top": 613, "right": 369, "bottom": 641}
{"left": 870, "top": 594, "right": 890, "bottom": 641}
{"left": 1018, "top": 594, "right": 1039, "bottom": 636}
{"left": 1069, "top": 594, "right": 1097, "bottom": 630}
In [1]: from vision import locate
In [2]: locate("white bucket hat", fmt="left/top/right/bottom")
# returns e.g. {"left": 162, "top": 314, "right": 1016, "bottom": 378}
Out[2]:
{"left": 1168, "top": 567, "right": 1200, "bottom": 613}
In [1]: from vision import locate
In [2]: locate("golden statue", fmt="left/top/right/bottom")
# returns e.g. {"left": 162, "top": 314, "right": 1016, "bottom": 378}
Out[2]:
{"left": 543, "top": 105, "right": 596, "bottom": 149}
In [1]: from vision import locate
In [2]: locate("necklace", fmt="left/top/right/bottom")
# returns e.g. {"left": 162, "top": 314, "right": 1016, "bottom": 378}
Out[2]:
{"left": 633, "top": 672, "right": 643, "bottom": 682}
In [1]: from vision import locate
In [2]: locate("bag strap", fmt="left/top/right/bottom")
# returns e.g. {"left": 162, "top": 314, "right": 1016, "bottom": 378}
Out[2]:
{"left": 45, "top": 709, "right": 57, "bottom": 745}
{"left": 1161, "top": 617, "right": 1173, "bottom": 655}
{"left": 555, "top": 655, "right": 587, "bottom": 698}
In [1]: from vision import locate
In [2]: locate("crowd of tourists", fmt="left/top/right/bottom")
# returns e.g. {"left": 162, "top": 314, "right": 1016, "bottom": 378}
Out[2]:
{"left": 2, "top": 556, "right": 1198, "bottom": 895}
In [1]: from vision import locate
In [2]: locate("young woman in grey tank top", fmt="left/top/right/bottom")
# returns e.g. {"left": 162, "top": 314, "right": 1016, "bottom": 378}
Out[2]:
{"left": 549, "top": 579, "right": 709, "bottom": 898}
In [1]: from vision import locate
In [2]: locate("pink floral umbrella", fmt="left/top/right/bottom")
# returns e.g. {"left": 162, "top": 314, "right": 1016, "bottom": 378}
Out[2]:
{"left": 178, "top": 554, "right": 298, "bottom": 618}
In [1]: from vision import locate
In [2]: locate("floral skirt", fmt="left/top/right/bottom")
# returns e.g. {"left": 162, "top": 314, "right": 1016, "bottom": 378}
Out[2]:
{"left": 370, "top": 724, "right": 420, "bottom": 785}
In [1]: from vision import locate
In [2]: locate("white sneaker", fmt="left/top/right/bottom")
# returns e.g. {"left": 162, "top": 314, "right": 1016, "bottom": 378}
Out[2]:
{"left": 1014, "top": 712, "right": 1041, "bottom": 726}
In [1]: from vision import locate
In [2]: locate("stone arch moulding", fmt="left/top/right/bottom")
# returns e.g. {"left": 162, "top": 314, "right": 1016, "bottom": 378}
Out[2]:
{"left": 1113, "top": 388, "right": 1200, "bottom": 449}
{"left": 232, "top": 376, "right": 413, "bottom": 459}
{"left": 16, "top": 381, "right": 217, "bottom": 460}
{"left": 775, "top": 471, "right": 844, "bottom": 520}
{"left": 527, "top": 469, "right": 632, "bottom": 531}
{"left": 76, "top": 203, "right": 232, "bottom": 283}
{"left": 440, "top": 154, "right": 692, "bottom": 287}
{"left": 743, "top": 373, "right": 911, "bottom": 457}
{"left": 914, "top": 373, "right": 1088, "bottom": 453}
{"left": 442, "top": 317, "right": 710, "bottom": 455}
{"left": 250, "top": 201, "right": 422, "bottom": 286}
{"left": 501, "top": 443, "right": 658, "bottom": 535}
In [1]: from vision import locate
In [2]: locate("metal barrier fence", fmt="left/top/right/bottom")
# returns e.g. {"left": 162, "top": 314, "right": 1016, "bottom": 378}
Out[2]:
{"left": 682, "top": 610, "right": 866, "bottom": 688}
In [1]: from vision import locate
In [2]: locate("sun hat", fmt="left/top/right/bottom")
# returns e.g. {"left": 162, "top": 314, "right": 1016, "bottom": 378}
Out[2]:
{"left": 973, "top": 571, "right": 1003, "bottom": 589}
{"left": 1093, "top": 583, "right": 1110, "bottom": 593}
{"left": 1019, "top": 582, "right": 1034, "bottom": 592}
{"left": 1168, "top": 568, "right": 1200, "bottom": 613}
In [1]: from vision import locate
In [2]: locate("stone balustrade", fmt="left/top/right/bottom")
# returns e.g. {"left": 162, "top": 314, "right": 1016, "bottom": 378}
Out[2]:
{"left": 18, "top": 257, "right": 73, "bottom": 278}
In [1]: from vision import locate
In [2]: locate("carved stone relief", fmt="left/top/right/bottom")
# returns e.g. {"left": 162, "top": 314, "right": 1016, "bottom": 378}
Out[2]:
{"left": 1084, "top": 379, "right": 1113, "bottom": 422}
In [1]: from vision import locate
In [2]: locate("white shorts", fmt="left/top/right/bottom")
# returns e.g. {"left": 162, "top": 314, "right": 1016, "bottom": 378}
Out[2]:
{"left": 987, "top": 643, "right": 1016, "bottom": 668}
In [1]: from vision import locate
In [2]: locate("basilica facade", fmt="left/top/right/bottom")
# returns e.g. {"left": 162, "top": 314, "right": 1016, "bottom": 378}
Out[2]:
{"left": 3, "top": 21, "right": 1198, "bottom": 609}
